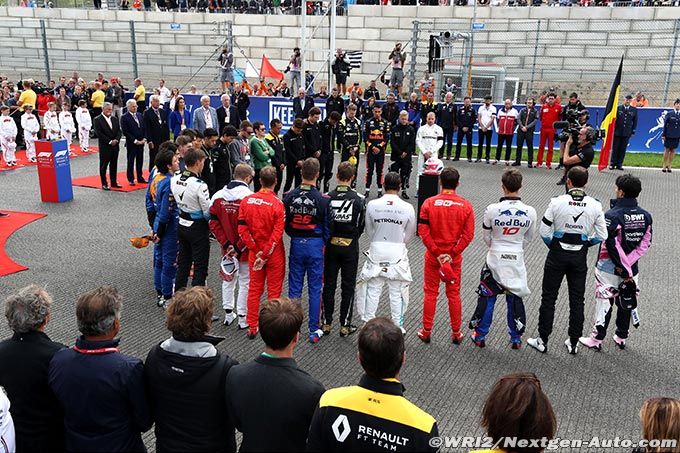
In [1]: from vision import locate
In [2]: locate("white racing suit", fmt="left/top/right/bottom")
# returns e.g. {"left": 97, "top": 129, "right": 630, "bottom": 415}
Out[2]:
{"left": 0, "top": 388, "right": 15, "bottom": 453}
{"left": 59, "top": 111, "right": 76, "bottom": 150}
{"left": 76, "top": 107, "right": 92, "bottom": 151}
{"left": 20, "top": 113, "right": 40, "bottom": 160}
{"left": 355, "top": 194, "right": 416, "bottom": 329}
{"left": 43, "top": 111, "right": 61, "bottom": 140}
{"left": 0, "top": 115, "right": 17, "bottom": 164}
{"left": 415, "top": 123, "right": 443, "bottom": 189}
{"left": 469, "top": 198, "right": 537, "bottom": 344}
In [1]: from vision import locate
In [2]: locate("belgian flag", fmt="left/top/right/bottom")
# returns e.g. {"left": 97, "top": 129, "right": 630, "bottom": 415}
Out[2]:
{"left": 598, "top": 56, "right": 624, "bottom": 171}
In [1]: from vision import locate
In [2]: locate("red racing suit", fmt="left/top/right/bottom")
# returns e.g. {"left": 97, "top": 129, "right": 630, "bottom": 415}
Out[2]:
{"left": 537, "top": 102, "right": 562, "bottom": 167}
{"left": 237, "top": 188, "right": 286, "bottom": 330}
{"left": 418, "top": 189, "right": 474, "bottom": 333}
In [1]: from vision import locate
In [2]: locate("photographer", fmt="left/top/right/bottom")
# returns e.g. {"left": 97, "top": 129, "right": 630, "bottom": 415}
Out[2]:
{"left": 557, "top": 126, "right": 596, "bottom": 185}
{"left": 331, "top": 48, "right": 351, "bottom": 95}
{"left": 388, "top": 43, "right": 406, "bottom": 97}
{"left": 558, "top": 93, "right": 586, "bottom": 169}
{"left": 285, "top": 48, "right": 302, "bottom": 94}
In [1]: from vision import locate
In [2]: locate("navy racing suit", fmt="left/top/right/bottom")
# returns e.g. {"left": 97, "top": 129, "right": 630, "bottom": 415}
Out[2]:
{"left": 146, "top": 171, "right": 179, "bottom": 299}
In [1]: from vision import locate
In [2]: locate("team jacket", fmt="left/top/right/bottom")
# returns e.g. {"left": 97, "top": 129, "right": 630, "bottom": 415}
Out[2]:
{"left": 482, "top": 197, "right": 537, "bottom": 298}
{"left": 306, "top": 375, "right": 439, "bottom": 453}
{"left": 364, "top": 117, "right": 389, "bottom": 152}
{"left": 283, "top": 129, "right": 306, "bottom": 166}
{"left": 383, "top": 102, "right": 400, "bottom": 126}
{"left": 340, "top": 117, "right": 362, "bottom": 151}
{"left": 302, "top": 121, "right": 322, "bottom": 158}
{"left": 320, "top": 118, "right": 340, "bottom": 157}
{"left": 390, "top": 122, "right": 416, "bottom": 162}
{"left": 264, "top": 132, "right": 285, "bottom": 168}
{"left": 456, "top": 105, "right": 477, "bottom": 129}
{"left": 283, "top": 184, "right": 331, "bottom": 241}
{"left": 437, "top": 102, "right": 456, "bottom": 129}
{"left": 496, "top": 107, "right": 518, "bottom": 135}
{"left": 209, "top": 181, "right": 253, "bottom": 260}
{"left": 539, "top": 188, "right": 607, "bottom": 252}
{"left": 170, "top": 170, "right": 211, "bottom": 222}
{"left": 0, "top": 115, "right": 17, "bottom": 139}
{"left": 539, "top": 103, "right": 562, "bottom": 131}
{"left": 596, "top": 198, "right": 653, "bottom": 278}
{"left": 327, "top": 185, "right": 365, "bottom": 246}
{"left": 237, "top": 189, "right": 285, "bottom": 259}
{"left": 418, "top": 190, "right": 474, "bottom": 260}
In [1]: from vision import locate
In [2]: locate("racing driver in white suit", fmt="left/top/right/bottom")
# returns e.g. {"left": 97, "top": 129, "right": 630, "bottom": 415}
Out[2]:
{"left": 415, "top": 111, "right": 443, "bottom": 190}
{"left": 355, "top": 172, "right": 416, "bottom": 333}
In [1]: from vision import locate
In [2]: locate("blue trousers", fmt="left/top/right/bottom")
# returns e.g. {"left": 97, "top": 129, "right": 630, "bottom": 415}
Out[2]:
{"left": 472, "top": 294, "right": 525, "bottom": 343}
{"left": 153, "top": 229, "right": 178, "bottom": 298}
{"left": 288, "top": 237, "right": 324, "bottom": 333}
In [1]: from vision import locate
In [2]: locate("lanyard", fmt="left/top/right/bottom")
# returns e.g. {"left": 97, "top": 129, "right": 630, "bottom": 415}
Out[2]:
{"left": 73, "top": 345, "right": 119, "bottom": 355}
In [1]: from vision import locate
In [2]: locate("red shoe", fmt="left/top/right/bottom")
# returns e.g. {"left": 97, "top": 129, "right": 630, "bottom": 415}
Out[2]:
{"left": 246, "top": 327, "right": 258, "bottom": 340}
{"left": 546, "top": 165, "right": 552, "bottom": 170}
{"left": 470, "top": 332, "right": 485, "bottom": 348}
{"left": 451, "top": 331, "right": 464, "bottom": 345}
{"left": 417, "top": 329, "right": 431, "bottom": 343}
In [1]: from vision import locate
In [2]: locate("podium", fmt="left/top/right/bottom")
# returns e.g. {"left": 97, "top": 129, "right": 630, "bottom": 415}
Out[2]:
{"left": 417, "top": 174, "right": 440, "bottom": 218}
{"left": 36, "top": 139, "right": 73, "bottom": 203}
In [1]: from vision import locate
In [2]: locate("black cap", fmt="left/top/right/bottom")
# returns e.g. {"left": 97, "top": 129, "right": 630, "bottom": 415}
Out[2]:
{"left": 625, "top": 95, "right": 633, "bottom": 100}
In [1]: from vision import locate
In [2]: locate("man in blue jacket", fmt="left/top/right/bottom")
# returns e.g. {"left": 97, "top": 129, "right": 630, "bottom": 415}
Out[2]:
{"left": 121, "top": 99, "right": 147, "bottom": 185}
{"left": 283, "top": 158, "right": 331, "bottom": 344}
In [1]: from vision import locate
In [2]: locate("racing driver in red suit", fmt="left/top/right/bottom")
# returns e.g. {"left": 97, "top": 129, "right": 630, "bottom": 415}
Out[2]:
{"left": 417, "top": 167, "right": 474, "bottom": 344}
{"left": 237, "top": 166, "right": 286, "bottom": 339}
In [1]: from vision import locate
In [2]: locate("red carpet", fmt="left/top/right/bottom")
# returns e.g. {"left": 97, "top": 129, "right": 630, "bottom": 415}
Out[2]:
{"left": 72, "top": 170, "right": 150, "bottom": 192}
{"left": 0, "top": 144, "right": 99, "bottom": 173}
{"left": 0, "top": 210, "right": 47, "bottom": 276}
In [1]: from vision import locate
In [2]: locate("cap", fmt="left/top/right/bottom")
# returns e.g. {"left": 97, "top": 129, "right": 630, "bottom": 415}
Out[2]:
{"left": 130, "top": 235, "right": 152, "bottom": 249}
{"left": 625, "top": 95, "right": 633, "bottom": 100}
{"left": 220, "top": 255, "right": 239, "bottom": 282}
{"left": 439, "top": 261, "right": 457, "bottom": 284}
{"left": 616, "top": 280, "right": 637, "bottom": 310}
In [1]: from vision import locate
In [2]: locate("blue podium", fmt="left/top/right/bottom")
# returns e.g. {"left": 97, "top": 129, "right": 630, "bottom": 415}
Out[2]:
{"left": 36, "top": 139, "right": 73, "bottom": 203}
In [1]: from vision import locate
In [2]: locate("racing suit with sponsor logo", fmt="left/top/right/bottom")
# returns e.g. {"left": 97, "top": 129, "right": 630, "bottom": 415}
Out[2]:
{"left": 209, "top": 181, "right": 253, "bottom": 324}
{"left": 146, "top": 171, "right": 179, "bottom": 300}
{"left": 306, "top": 374, "right": 438, "bottom": 453}
{"left": 364, "top": 117, "right": 389, "bottom": 191}
{"left": 588, "top": 197, "right": 652, "bottom": 341}
{"left": 355, "top": 194, "right": 416, "bottom": 329}
{"left": 415, "top": 123, "right": 443, "bottom": 189}
{"left": 237, "top": 188, "right": 286, "bottom": 331}
{"left": 418, "top": 190, "right": 474, "bottom": 335}
{"left": 321, "top": 185, "right": 365, "bottom": 328}
{"left": 171, "top": 170, "right": 211, "bottom": 289}
{"left": 537, "top": 188, "right": 607, "bottom": 345}
{"left": 339, "top": 116, "right": 362, "bottom": 188}
{"left": 283, "top": 184, "right": 331, "bottom": 336}
{"left": 469, "top": 197, "right": 537, "bottom": 344}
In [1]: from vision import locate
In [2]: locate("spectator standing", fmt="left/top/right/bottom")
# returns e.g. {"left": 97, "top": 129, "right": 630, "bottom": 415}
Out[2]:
{"left": 157, "top": 79, "right": 171, "bottom": 108}
{"left": 476, "top": 95, "right": 496, "bottom": 163}
{"left": 109, "top": 78, "right": 125, "bottom": 119}
{"left": 144, "top": 287, "right": 238, "bottom": 453}
{"left": 307, "top": 318, "right": 439, "bottom": 452}
{"left": 48, "top": 287, "right": 152, "bottom": 452}
{"left": 218, "top": 47, "right": 234, "bottom": 93}
{"left": 216, "top": 94, "right": 241, "bottom": 131}
{"left": 388, "top": 43, "right": 406, "bottom": 96}
{"left": 93, "top": 103, "right": 122, "bottom": 190}
{"left": 287, "top": 48, "right": 302, "bottom": 94}
{"left": 16, "top": 80, "right": 36, "bottom": 114}
{"left": 662, "top": 99, "right": 680, "bottom": 173}
{"left": 168, "top": 96, "right": 192, "bottom": 138}
{"left": 120, "top": 99, "right": 147, "bottom": 185}
{"left": 331, "top": 48, "right": 351, "bottom": 95}
{"left": 143, "top": 95, "right": 171, "bottom": 172}
{"left": 494, "top": 98, "right": 518, "bottom": 165}
{"left": 537, "top": 92, "right": 561, "bottom": 169}
{"left": 0, "top": 286, "right": 65, "bottom": 453}
{"left": 514, "top": 98, "right": 538, "bottom": 167}
{"left": 133, "top": 78, "right": 146, "bottom": 112}
{"left": 283, "top": 117, "right": 306, "bottom": 192}
{"left": 231, "top": 82, "right": 250, "bottom": 121}
{"left": 90, "top": 82, "right": 105, "bottom": 119}
{"left": 250, "top": 121, "right": 276, "bottom": 192}
{"left": 192, "top": 95, "right": 219, "bottom": 135}
{"left": 227, "top": 298, "right": 325, "bottom": 451}
{"left": 293, "top": 88, "right": 315, "bottom": 119}
{"left": 437, "top": 92, "right": 456, "bottom": 159}
{"left": 610, "top": 95, "right": 638, "bottom": 170}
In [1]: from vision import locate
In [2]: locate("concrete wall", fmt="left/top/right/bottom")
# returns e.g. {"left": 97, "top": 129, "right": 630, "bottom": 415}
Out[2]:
{"left": 0, "top": 5, "right": 676, "bottom": 102}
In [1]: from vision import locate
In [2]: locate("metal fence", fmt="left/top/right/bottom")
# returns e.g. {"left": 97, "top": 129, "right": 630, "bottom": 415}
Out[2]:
{"left": 407, "top": 18, "right": 680, "bottom": 106}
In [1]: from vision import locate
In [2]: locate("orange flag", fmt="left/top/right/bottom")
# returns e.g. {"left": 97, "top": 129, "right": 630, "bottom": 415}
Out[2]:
{"left": 260, "top": 55, "right": 284, "bottom": 80}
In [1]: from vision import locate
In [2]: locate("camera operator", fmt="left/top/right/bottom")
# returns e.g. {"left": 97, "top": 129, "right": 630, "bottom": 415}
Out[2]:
{"left": 331, "top": 48, "right": 351, "bottom": 96}
{"left": 557, "top": 125, "right": 596, "bottom": 185}
{"left": 388, "top": 43, "right": 406, "bottom": 97}
{"left": 285, "top": 48, "right": 302, "bottom": 94}
{"left": 558, "top": 93, "right": 586, "bottom": 169}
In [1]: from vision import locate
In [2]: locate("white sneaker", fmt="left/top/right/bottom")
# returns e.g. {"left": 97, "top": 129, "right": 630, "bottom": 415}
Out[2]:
{"left": 527, "top": 337, "right": 547, "bottom": 353}
{"left": 400, "top": 326, "right": 406, "bottom": 335}
{"left": 564, "top": 338, "right": 578, "bottom": 355}
{"left": 237, "top": 315, "right": 248, "bottom": 330}
{"left": 223, "top": 311, "right": 237, "bottom": 326}
{"left": 377, "top": 189, "right": 383, "bottom": 198}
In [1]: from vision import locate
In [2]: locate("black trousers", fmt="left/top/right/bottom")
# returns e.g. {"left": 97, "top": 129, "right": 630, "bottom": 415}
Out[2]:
{"left": 275, "top": 165, "right": 284, "bottom": 194}
{"left": 365, "top": 150, "right": 385, "bottom": 189}
{"left": 610, "top": 135, "right": 631, "bottom": 168}
{"left": 322, "top": 243, "right": 359, "bottom": 326}
{"left": 126, "top": 145, "right": 144, "bottom": 183}
{"left": 319, "top": 152, "right": 334, "bottom": 190}
{"left": 148, "top": 146, "right": 158, "bottom": 172}
{"left": 99, "top": 146, "right": 119, "bottom": 186}
{"left": 495, "top": 134, "right": 514, "bottom": 162}
{"left": 254, "top": 169, "right": 262, "bottom": 192}
{"left": 538, "top": 248, "right": 588, "bottom": 344}
{"left": 440, "top": 128, "right": 454, "bottom": 158}
{"left": 175, "top": 220, "right": 210, "bottom": 290}
{"left": 455, "top": 128, "right": 473, "bottom": 160}
{"left": 595, "top": 298, "right": 633, "bottom": 340}
{"left": 283, "top": 164, "right": 301, "bottom": 192}
{"left": 390, "top": 157, "right": 411, "bottom": 188}
{"left": 515, "top": 128, "right": 535, "bottom": 165}
{"left": 477, "top": 129, "right": 493, "bottom": 161}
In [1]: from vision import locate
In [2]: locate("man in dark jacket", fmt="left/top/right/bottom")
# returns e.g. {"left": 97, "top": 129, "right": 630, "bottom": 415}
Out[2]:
{"left": 455, "top": 96, "right": 476, "bottom": 162}
{"left": 390, "top": 110, "right": 416, "bottom": 199}
{"left": 382, "top": 93, "right": 400, "bottom": 127}
{"left": 610, "top": 95, "right": 638, "bottom": 170}
{"left": 216, "top": 94, "right": 241, "bottom": 131}
{"left": 231, "top": 82, "right": 250, "bottom": 121}
{"left": 48, "top": 286, "right": 152, "bottom": 452}
{"left": 325, "top": 87, "right": 345, "bottom": 117}
{"left": 146, "top": 287, "right": 238, "bottom": 453}
{"left": 514, "top": 98, "right": 538, "bottom": 167}
{"left": 120, "top": 99, "right": 147, "bottom": 185}
{"left": 142, "top": 95, "right": 171, "bottom": 172}
{"left": 226, "top": 298, "right": 324, "bottom": 451}
{"left": 265, "top": 118, "right": 286, "bottom": 194}
{"left": 202, "top": 128, "right": 219, "bottom": 196}
{"left": 319, "top": 111, "right": 341, "bottom": 192}
{"left": 283, "top": 118, "right": 306, "bottom": 192}
{"left": 93, "top": 102, "right": 122, "bottom": 190}
{"left": 302, "top": 107, "right": 322, "bottom": 160}
{"left": 437, "top": 92, "right": 457, "bottom": 160}
{"left": 293, "top": 88, "right": 315, "bottom": 119}
{"left": 0, "top": 285, "right": 65, "bottom": 453}
{"left": 213, "top": 125, "right": 238, "bottom": 191}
